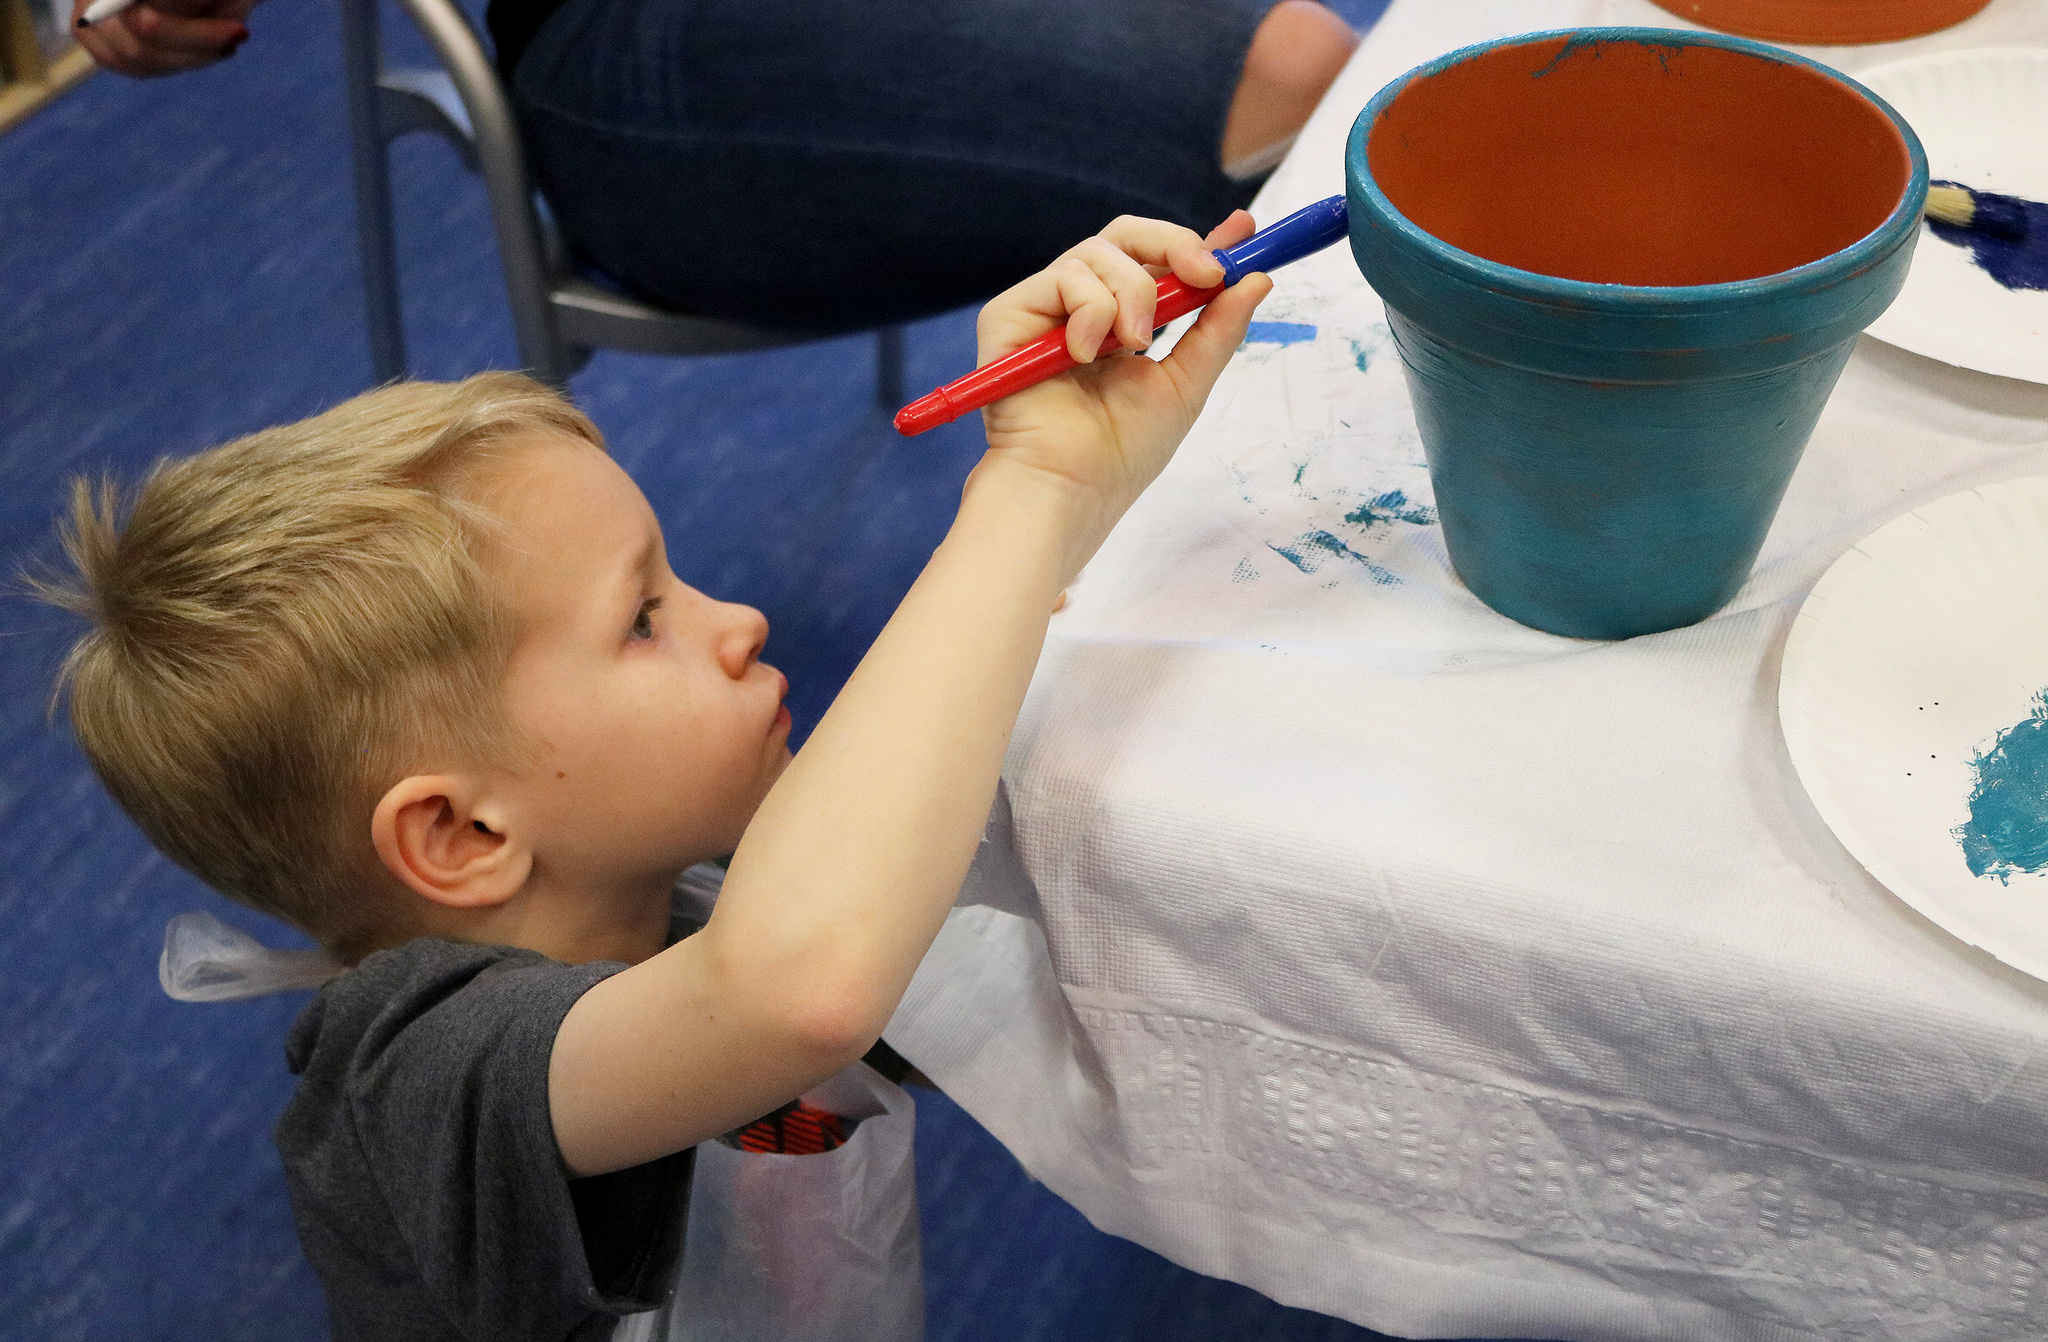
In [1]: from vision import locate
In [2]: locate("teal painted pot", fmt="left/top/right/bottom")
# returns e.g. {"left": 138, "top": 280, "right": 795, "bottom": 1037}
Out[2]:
{"left": 1347, "top": 29, "right": 1926, "bottom": 640}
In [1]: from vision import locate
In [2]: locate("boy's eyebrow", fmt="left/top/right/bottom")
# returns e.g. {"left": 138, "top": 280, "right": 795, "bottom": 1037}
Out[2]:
{"left": 632, "top": 532, "right": 660, "bottom": 580}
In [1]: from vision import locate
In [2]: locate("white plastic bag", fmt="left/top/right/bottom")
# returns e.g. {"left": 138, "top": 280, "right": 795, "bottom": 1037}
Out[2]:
{"left": 158, "top": 910, "right": 341, "bottom": 1001}
{"left": 617, "top": 1061, "right": 925, "bottom": 1342}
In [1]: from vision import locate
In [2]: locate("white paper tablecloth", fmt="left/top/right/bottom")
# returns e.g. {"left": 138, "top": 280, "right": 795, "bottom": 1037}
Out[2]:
{"left": 889, "top": 3, "right": 2048, "bottom": 1338}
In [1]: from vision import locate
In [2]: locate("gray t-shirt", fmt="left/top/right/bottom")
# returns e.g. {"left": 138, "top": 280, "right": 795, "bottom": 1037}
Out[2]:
{"left": 277, "top": 937, "right": 692, "bottom": 1342}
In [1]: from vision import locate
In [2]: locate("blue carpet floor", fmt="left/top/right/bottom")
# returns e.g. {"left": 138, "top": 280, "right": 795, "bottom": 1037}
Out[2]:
{"left": 0, "top": 1, "right": 1504, "bottom": 1337}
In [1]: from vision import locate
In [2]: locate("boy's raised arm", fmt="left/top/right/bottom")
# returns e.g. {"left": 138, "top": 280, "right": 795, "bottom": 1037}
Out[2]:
{"left": 549, "top": 215, "right": 1272, "bottom": 1176}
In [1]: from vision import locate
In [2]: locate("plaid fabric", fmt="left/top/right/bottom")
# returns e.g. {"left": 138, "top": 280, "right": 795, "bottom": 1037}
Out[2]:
{"left": 720, "top": 1098, "right": 854, "bottom": 1155}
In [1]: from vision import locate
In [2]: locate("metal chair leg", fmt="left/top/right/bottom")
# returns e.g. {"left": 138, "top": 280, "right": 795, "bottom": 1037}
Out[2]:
{"left": 875, "top": 325, "right": 905, "bottom": 410}
{"left": 339, "top": 0, "right": 406, "bottom": 384}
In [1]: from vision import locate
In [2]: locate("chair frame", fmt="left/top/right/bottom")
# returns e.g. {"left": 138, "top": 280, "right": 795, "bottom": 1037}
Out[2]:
{"left": 336, "top": 0, "right": 904, "bottom": 399}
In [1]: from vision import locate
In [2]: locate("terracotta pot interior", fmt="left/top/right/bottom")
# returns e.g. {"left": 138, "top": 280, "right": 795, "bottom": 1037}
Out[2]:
{"left": 1367, "top": 37, "right": 1912, "bottom": 286}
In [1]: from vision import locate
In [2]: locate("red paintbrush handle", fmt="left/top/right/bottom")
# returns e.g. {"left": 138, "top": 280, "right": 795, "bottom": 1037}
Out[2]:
{"left": 893, "top": 274, "right": 1225, "bottom": 436}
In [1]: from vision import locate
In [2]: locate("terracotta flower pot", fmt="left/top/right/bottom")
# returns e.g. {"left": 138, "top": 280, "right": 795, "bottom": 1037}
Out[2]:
{"left": 1347, "top": 30, "right": 1926, "bottom": 640}
{"left": 1649, "top": 0, "right": 1990, "bottom": 45}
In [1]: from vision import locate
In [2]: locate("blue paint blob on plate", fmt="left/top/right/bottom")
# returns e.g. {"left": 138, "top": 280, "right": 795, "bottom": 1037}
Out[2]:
{"left": 1956, "top": 690, "right": 2048, "bottom": 882}
{"left": 1926, "top": 194, "right": 2048, "bottom": 293}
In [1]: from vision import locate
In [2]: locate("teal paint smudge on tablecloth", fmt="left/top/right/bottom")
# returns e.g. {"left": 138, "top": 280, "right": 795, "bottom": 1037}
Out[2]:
{"left": 1268, "top": 530, "right": 1399, "bottom": 584}
{"left": 1256, "top": 487, "right": 1436, "bottom": 587}
{"left": 1344, "top": 489, "right": 1437, "bottom": 529}
{"left": 1956, "top": 690, "right": 2048, "bottom": 883}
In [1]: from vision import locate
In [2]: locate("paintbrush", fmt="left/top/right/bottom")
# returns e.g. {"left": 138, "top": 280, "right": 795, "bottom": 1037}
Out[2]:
{"left": 894, "top": 196, "right": 1349, "bottom": 436}
{"left": 1926, "top": 182, "right": 2030, "bottom": 241}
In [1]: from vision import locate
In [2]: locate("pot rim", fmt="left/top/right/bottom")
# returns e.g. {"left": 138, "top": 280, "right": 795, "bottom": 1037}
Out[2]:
{"left": 1347, "top": 27, "right": 1931, "bottom": 312}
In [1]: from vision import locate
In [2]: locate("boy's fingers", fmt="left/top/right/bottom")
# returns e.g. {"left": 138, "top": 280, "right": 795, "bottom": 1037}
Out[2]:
{"left": 976, "top": 212, "right": 1264, "bottom": 364}
{"left": 1160, "top": 271, "right": 1272, "bottom": 397}
{"left": 1161, "top": 210, "right": 1258, "bottom": 291}
{"left": 1066, "top": 236, "right": 1163, "bottom": 351}
{"left": 1096, "top": 216, "right": 1223, "bottom": 288}
{"left": 1049, "top": 259, "right": 1119, "bottom": 364}
{"left": 975, "top": 258, "right": 1098, "bottom": 363}
{"left": 1203, "top": 210, "right": 1259, "bottom": 252}
{"left": 1162, "top": 233, "right": 1228, "bottom": 295}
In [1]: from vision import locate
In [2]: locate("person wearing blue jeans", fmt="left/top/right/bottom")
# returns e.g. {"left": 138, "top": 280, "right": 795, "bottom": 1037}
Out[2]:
{"left": 75, "top": 0, "right": 1355, "bottom": 331}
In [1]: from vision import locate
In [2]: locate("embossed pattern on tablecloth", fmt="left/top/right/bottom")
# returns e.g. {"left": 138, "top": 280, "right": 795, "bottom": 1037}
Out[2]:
{"left": 1079, "top": 1001, "right": 2048, "bottom": 1337}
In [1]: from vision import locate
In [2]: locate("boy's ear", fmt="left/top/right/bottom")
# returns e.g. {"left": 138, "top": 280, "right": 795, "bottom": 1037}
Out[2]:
{"left": 371, "top": 775, "right": 531, "bottom": 909}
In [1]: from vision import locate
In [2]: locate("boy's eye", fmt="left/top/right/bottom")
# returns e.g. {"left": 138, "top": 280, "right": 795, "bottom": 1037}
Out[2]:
{"left": 630, "top": 596, "right": 662, "bottom": 641}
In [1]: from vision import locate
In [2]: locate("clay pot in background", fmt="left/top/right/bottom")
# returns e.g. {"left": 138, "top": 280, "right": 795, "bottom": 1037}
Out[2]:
{"left": 1649, "top": 0, "right": 1990, "bottom": 45}
{"left": 1347, "top": 30, "right": 1926, "bottom": 641}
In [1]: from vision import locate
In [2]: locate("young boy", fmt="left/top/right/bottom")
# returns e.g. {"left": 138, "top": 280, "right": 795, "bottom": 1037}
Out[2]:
{"left": 41, "top": 215, "right": 1270, "bottom": 1340}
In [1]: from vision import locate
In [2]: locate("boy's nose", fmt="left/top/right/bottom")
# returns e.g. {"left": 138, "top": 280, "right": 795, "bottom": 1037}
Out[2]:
{"left": 716, "top": 601, "right": 770, "bottom": 679}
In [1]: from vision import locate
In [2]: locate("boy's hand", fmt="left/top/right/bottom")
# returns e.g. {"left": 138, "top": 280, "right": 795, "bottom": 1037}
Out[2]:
{"left": 973, "top": 212, "right": 1273, "bottom": 559}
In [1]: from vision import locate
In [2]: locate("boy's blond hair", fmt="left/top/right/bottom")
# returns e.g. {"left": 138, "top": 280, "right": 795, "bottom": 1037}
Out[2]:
{"left": 36, "top": 373, "right": 603, "bottom": 962}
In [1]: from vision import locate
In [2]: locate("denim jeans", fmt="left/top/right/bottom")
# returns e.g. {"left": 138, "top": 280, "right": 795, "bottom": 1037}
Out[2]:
{"left": 508, "top": 0, "right": 1279, "bottom": 332}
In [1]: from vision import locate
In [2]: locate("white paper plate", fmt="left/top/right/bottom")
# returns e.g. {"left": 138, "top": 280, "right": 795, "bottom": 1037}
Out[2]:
{"left": 1781, "top": 476, "right": 2048, "bottom": 982}
{"left": 1855, "top": 49, "right": 2048, "bottom": 384}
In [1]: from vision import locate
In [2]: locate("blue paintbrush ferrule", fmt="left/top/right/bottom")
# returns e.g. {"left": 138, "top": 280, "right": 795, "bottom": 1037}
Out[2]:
{"left": 1214, "top": 195, "right": 1350, "bottom": 286}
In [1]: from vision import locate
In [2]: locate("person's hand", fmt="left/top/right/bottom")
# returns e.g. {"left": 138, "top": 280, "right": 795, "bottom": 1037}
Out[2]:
{"left": 974, "top": 212, "right": 1272, "bottom": 553}
{"left": 72, "top": 0, "right": 254, "bottom": 77}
